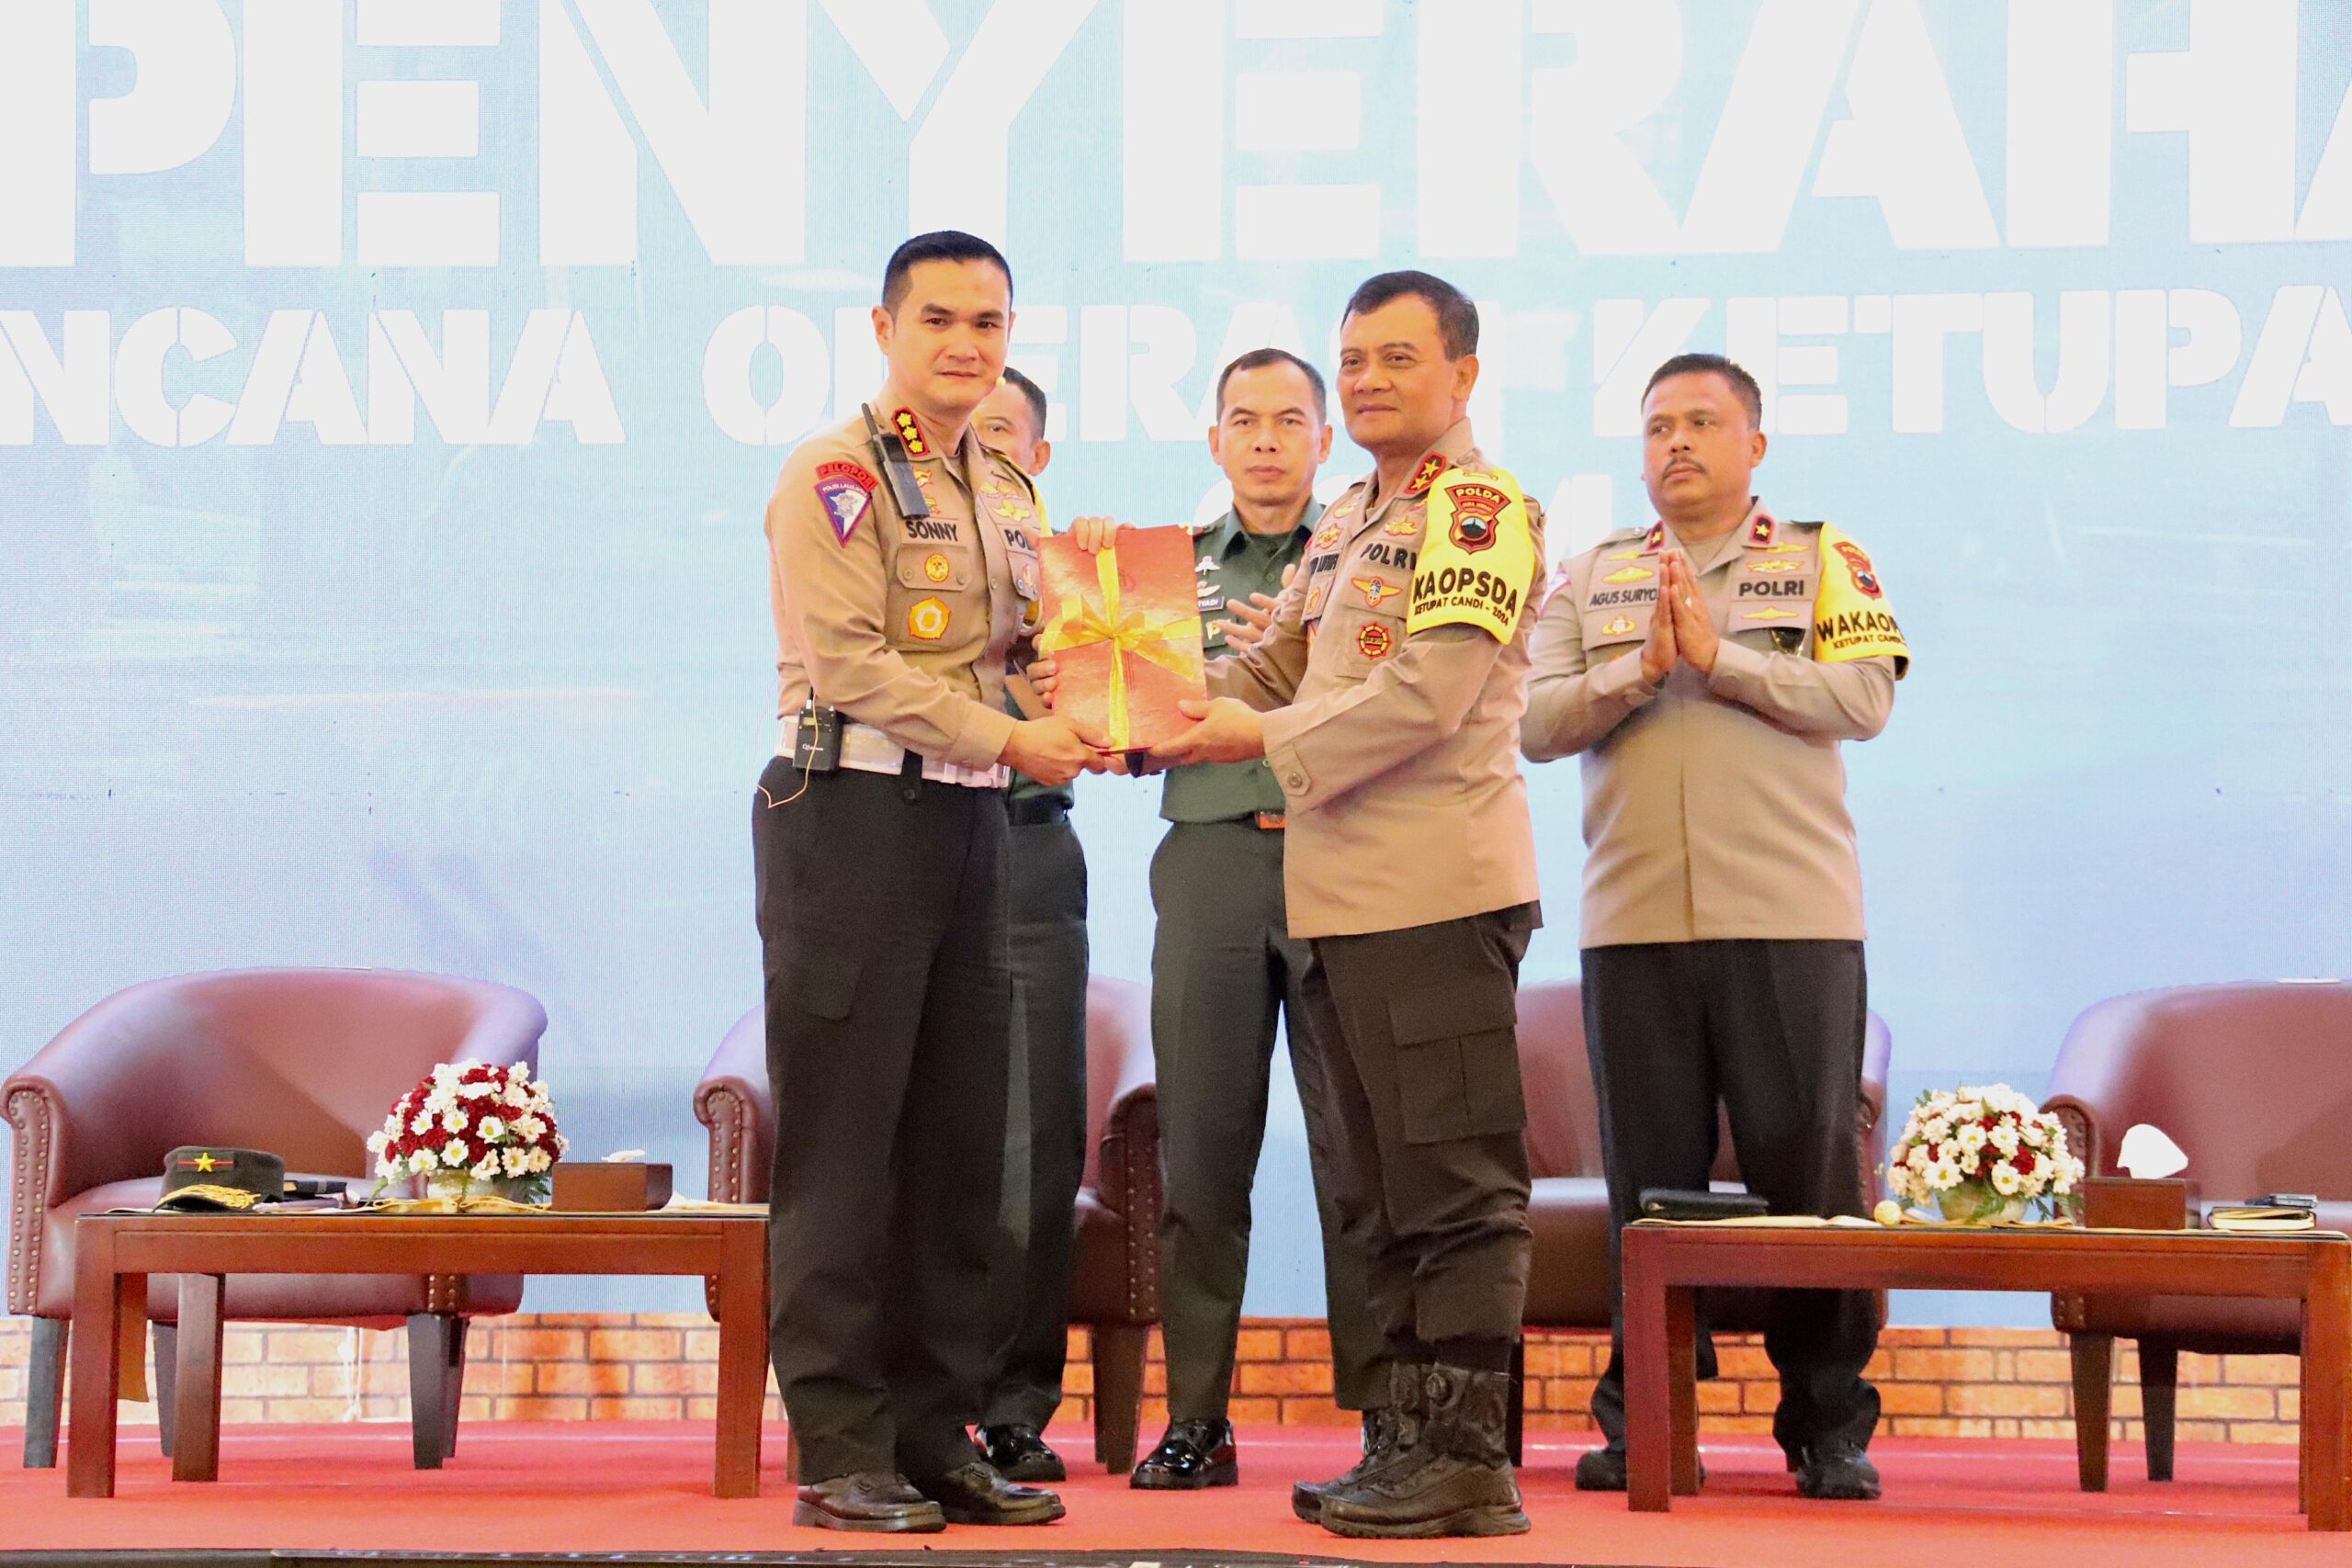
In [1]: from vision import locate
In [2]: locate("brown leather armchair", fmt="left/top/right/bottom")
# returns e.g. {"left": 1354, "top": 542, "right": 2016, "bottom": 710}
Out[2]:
{"left": 6, "top": 967, "right": 544, "bottom": 1469}
{"left": 2043, "top": 980, "right": 2352, "bottom": 1487}
{"left": 694, "top": 974, "right": 1161, "bottom": 1472}
{"left": 1514, "top": 978, "right": 1892, "bottom": 1456}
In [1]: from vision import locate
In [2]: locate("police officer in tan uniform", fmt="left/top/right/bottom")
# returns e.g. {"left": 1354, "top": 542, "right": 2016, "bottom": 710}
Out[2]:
{"left": 756, "top": 231, "right": 1102, "bottom": 1533}
{"left": 1522, "top": 352, "right": 1909, "bottom": 1504}
{"left": 1050, "top": 273, "right": 1548, "bottom": 1540}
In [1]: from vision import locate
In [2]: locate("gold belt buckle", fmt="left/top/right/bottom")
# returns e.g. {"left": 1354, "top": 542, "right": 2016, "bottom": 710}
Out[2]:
{"left": 1255, "top": 811, "right": 1286, "bottom": 831}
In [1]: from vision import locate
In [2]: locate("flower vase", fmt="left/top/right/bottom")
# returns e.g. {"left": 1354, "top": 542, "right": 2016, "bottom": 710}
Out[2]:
{"left": 424, "top": 1168, "right": 539, "bottom": 1208}
{"left": 1935, "top": 1180, "right": 2030, "bottom": 1226}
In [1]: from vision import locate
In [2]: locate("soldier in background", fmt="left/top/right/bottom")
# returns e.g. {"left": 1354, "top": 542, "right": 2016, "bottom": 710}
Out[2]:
{"left": 1123, "top": 349, "right": 1385, "bottom": 1495}
{"left": 1521, "top": 352, "right": 1907, "bottom": 1503}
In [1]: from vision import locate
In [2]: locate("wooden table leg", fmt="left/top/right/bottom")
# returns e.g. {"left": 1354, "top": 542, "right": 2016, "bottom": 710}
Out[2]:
{"left": 2071, "top": 1332, "right": 2112, "bottom": 1492}
{"left": 712, "top": 1222, "right": 766, "bottom": 1499}
{"left": 66, "top": 1231, "right": 141, "bottom": 1498}
{"left": 1667, "top": 1285, "right": 1700, "bottom": 1496}
{"left": 172, "top": 1275, "right": 226, "bottom": 1483}
{"left": 2303, "top": 1246, "right": 2350, "bottom": 1531}
{"left": 1623, "top": 1230, "right": 1672, "bottom": 1513}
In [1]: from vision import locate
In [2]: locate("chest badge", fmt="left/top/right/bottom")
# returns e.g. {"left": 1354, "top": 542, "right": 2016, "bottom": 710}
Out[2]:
{"left": 923, "top": 553, "right": 952, "bottom": 583}
{"left": 1747, "top": 559, "right": 1799, "bottom": 574}
{"left": 1305, "top": 580, "right": 1329, "bottom": 619}
{"left": 1835, "top": 540, "right": 1884, "bottom": 598}
{"left": 1601, "top": 566, "right": 1655, "bottom": 585}
{"left": 1740, "top": 606, "right": 1797, "bottom": 622}
{"left": 1311, "top": 520, "right": 1342, "bottom": 551}
{"left": 1383, "top": 514, "right": 1422, "bottom": 538}
{"left": 1354, "top": 577, "right": 1403, "bottom": 611}
{"left": 1602, "top": 615, "right": 1636, "bottom": 637}
{"left": 1355, "top": 622, "right": 1396, "bottom": 660}
{"left": 907, "top": 597, "right": 951, "bottom": 640}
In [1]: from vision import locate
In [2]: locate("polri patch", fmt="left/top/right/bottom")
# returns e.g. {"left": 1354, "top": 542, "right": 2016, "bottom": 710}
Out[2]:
{"left": 1356, "top": 622, "right": 1395, "bottom": 660}
{"left": 1354, "top": 576, "right": 1403, "bottom": 611}
{"left": 907, "top": 597, "right": 950, "bottom": 640}
{"left": 814, "top": 461, "right": 878, "bottom": 545}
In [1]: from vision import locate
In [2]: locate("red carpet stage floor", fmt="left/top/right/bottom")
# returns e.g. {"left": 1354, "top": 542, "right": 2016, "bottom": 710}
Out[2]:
{"left": 2, "top": 1422, "right": 2341, "bottom": 1566}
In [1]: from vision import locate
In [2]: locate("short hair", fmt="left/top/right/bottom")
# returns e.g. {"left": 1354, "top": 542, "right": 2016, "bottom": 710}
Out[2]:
{"left": 997, "top": 365, "right": 1047, "bottom": 441}
{"left": 1644, "top": 353, "right": 1763, "bottom": 428}
{"left": 1215, "top": 347, "right": 1327, "bottom": 419}
{"left": 881, "top": 230, "right": 1012, "bottom": 314}
{"left": 1341, "top": 270, "right": 1478, "bottom": 359}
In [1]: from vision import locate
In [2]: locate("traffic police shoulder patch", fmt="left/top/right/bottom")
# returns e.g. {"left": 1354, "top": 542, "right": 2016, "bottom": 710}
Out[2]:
{"left": 1812, "top": 523, "right": 1909, "bottom": 677}
{"left": 813, "top": 460, "right": 878, "bottom": 545}
{"left": 1406, "top": 468, "right": 1537, "bottom": 642}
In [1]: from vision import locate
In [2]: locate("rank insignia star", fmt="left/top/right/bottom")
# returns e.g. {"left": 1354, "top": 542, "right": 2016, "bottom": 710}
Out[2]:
{"left": 180, "top": 1152, "right": 223, "bottom": 1173}
{"left": 1643, "top": 523, "right": 1667, "bottom": 552}
{"left": 1749, "top": 513, "right": 1777, "bottom": 546}
{"left": 1404, "top": 454, "right": 1449, "bottom": 496}
{"left": 1353, "top": 576, "right": 1403, "bottom": 610}
{"left": 892, "top": 407, "right": 929, "bottom": 457}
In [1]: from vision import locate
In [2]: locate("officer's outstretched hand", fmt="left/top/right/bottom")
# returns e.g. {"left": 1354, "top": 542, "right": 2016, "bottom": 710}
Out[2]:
{"left": 1640, "top": 573, "right": 1679, "bottom": 684}
{"left": 1067, "top": 515, "right": 1127, "bottom": 554}
{"left": 1026, "top": 656, "right": 1060, "bottom": 706}
{"left": 1002, "top": 715, "right": 1106, "bottom": 786}
{"left": 1147, "top": 697, "right": 1267, "bottom": 768}
{"left": 1663, "top": 552, "right": 1720, "bottom": 675}
{"left": 1210, "top": 563, "right": 1295, "bottom": 651}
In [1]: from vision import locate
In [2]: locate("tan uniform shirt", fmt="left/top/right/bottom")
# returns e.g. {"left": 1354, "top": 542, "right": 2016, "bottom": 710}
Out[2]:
{"left": 1210, "top": 419, "right": 1544, "bottom": 940}
{"left": 1522, "top": 502, "right": 1901, "bottom": 947}
{"left": 764, "top": 409, "right": 1041, "bottom": 770}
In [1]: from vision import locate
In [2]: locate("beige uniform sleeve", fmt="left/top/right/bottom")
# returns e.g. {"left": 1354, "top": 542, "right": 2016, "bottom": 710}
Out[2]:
{"left": 1259, "top": 623, "right": 1507, "bottom": 811}
{"left": 766, "top": 449, "right": 1017, "bottom": 771}
{"left": 1204, "top": 567, "right": 1312, "bottom": 712}
{"left": 1521, "top": 551, "right": 1663, "bottom": 762}
{"left": 1705, "top": 643, "right": 1894, "bottom": 739}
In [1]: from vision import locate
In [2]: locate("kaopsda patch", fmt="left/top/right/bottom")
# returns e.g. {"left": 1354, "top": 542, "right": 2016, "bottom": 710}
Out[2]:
{"left": 1812, "top": 522, "right": 1910, "bottom": 676}
{"left": 1407, "top": 469, "right": 1537, "bottom": 642}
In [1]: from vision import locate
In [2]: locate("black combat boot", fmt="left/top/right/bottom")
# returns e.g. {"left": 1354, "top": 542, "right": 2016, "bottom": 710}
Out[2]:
{"left": 1290, "top": 1363, "right": 1417, "bottom": 1522}
{"left": 1317, "top": 1363, "right": 1529, "bottom": 1540}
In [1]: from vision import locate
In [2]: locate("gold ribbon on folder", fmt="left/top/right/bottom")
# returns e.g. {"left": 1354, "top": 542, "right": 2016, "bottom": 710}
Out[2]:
{"left": 1037, "top": 547, "right": 1202, "bottom": 749}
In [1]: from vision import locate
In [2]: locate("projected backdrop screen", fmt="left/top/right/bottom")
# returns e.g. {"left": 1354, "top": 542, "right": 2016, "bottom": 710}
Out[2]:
{"left": 5, "top": 0, "right": 2348, "bottom": 1317}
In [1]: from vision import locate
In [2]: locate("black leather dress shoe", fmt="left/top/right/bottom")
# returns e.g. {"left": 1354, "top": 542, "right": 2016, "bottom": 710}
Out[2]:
{"left": 910, "top": 1460, "right": 1066, "bottom": 1525}
{"left": 1130, "top": 1417, "right": 1238, "bottom": 1490}
{"left": 1795, "top": 1439, "right": 1881, "bottom": 1500}
{"left": 793, "top": 1471, "right": 945, "bottom": 1532}
{"left": 1573, "top": 1442, "right": 1707, "bottom": 1492}
{"left": 975, "top": 1423, "right": 1067, "bottom": 1483}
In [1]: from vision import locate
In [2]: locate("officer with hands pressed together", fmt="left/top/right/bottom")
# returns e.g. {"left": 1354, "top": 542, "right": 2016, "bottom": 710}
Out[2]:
{"left": 1039, "top": 273, "right": 1547, "bottom": 1540}
{"left": 1521, "top": 352, "right": 1907, "bottom": 1504}
{"left": 755, "top": 231, "right": 1103, "bottom": 1534}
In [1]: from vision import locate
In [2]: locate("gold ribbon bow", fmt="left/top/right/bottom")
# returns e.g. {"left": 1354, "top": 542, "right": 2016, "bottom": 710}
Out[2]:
{"left": 1038, "top": 547, "right": 1202, "bottom": 748}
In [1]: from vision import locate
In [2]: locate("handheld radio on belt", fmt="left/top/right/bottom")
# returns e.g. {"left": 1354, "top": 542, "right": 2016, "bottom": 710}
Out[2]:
{"left": 792, "top": 405, "right": 937, "bottom": 774}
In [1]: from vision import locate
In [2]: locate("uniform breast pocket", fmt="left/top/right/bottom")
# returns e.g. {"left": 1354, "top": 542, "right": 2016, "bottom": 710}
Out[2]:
{"left": 1387, "top": 979, "right": 1525, "bottom": 1145}
{"left": 896, "top": 546, "right": 976, "bottom": 592}
{"left": 1580, "top": 604, "right": 1651, "bottom": 662}
{"left": 1726, "top": 602, "right": 1811, "bottom": 655}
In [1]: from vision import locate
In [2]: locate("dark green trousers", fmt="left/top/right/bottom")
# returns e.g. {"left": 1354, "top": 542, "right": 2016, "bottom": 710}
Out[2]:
{"left": 1149, "top": 819, "right": 1385, "bottom": 1418}
{"left": 1296, "top": 904, "right": 1538, "bottom": 1355}
{"left": 979, "top": 809, "right": 1090, "bottom": 1430}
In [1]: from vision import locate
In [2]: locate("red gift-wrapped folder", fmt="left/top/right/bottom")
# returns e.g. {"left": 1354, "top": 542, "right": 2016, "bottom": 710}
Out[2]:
{"left": 1036, "top": 525, "right": 1206, "bottom": 752}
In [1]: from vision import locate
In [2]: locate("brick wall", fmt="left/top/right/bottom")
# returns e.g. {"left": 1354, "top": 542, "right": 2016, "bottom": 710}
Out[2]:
{"left": 0, "top": 1315, "right": 2302, "bottom": 1447}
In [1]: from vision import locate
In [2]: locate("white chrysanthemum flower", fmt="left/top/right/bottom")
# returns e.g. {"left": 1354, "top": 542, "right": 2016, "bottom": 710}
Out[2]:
{"left": 409, "top": 1149, "right": 436, "bottom": 1174}
{"left": 527, "top": 1146, "right": 553, "bottom": 1172}
{"left": 1905, "top": 1145, "right": 1931, "bottom": 1170}
{"left": 1989, "top": 1162, "right": 2023, "bottom": 1196}
{"left": 458, "top": 1079, "right": 494, "bottom": 1100}
{"left": 1929, "top": 1159, "right": 1966, "bottom": 1191}
{"left": 1955, "top": 1122, "right": 1988, "bottom": 1153}
{"left": 366, "top": 1129, "right": 389, "bottom": 1154}
{"left": 443, "top": 1108, "right": 470, "bottom": 1134}
{"left": 501, "top": 1146, "right": 528, "bottom": 1177}
{"left": 411, "top": 1111, "right": 434, "bottom": 1135}
{"left": 441, "top": 1142, "right": 470, "bottom": 1167}
{"left": 469, "top": 1152, "right": 500, "bottom": 1180}
{"left": 477, "top": 1116, "right": 505, "bottom": 1143}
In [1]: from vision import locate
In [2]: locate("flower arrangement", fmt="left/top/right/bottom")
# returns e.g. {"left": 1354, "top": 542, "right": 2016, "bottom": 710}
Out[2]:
{"left": 1886, "top": 1084, "right": 2085, "bottom": 1224}
{"left": 366, "top": 1061, "right": 567, "bottom": 1204}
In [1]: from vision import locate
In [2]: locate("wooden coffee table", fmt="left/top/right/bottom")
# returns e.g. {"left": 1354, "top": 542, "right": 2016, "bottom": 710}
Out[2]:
{"left": 64, "top": 1211, "right": 768, "bottom": 1499}
{"left": 1621, "top": 1221, "right": 2351, "bottom": 1530}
